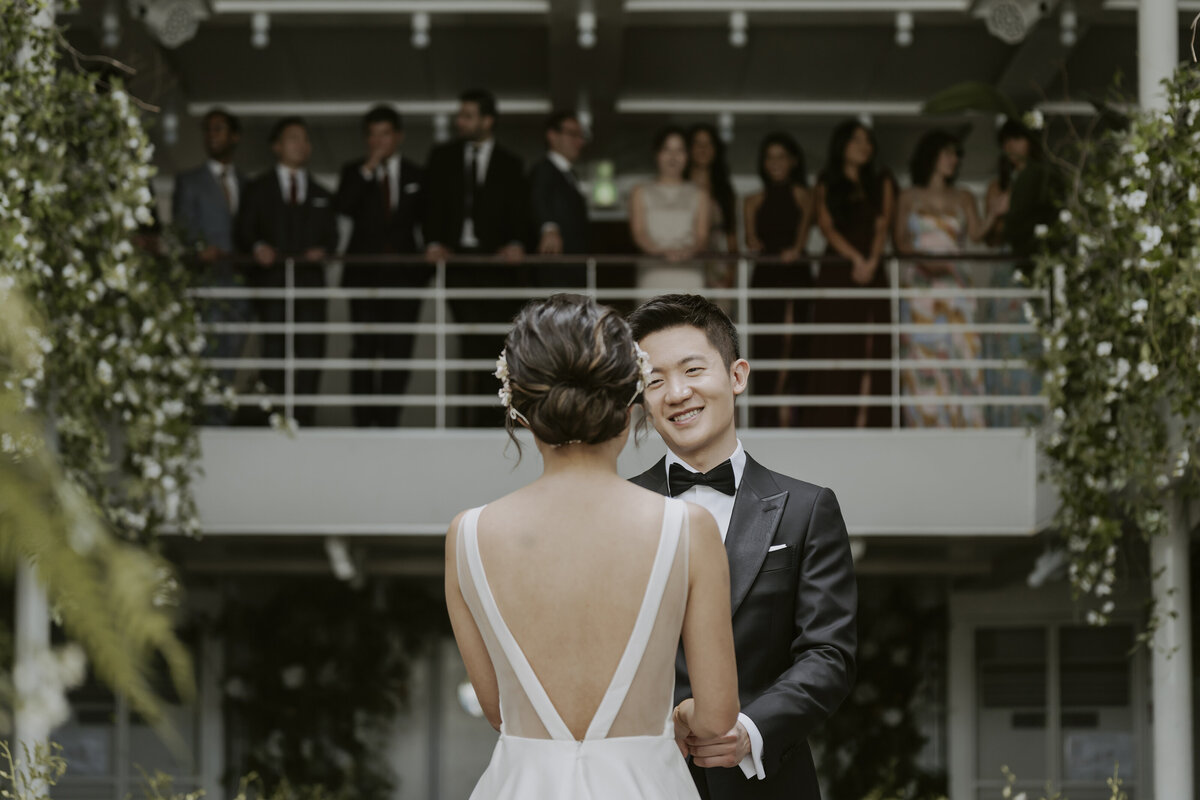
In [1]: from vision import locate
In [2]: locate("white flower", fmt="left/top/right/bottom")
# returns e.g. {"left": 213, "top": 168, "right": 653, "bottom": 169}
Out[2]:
{"left": 142, "top": 459, "right": 162, "bottom": 480}
{"left": 1096, "top": 341, "right": 1113, "bottom": 357}
{"left": 281, "top": 665, "right": 306, "bottom": 689}
{"left": 1190, "top": 185, "right": 1199, "bottom": 204}
{"left": 1022, "top": 109, "right": 1044, "bottom": 130}
{"left": 1034, "top": 224, "right": 1049, "bottom": 238}
{"left": 1059, "top": 209, "right": 1072, "bottom": 224}
{"left": 1137, "top": 361, "right": 1159, "bottom": 381}
{"left": 1132, "top": 298, "right": 1149, "bottom": 314}
{"left": 1132, "top": 151, "right": 1149, "bottom": 167}
{"left": 1140, "top": 224, "right": 1163, "bottom": 252}
{"left": 96, "top": 359, "right": 113, "bottom": 385}
{"left": 1123, "top": 190, "right": 1148, "bottom": 211}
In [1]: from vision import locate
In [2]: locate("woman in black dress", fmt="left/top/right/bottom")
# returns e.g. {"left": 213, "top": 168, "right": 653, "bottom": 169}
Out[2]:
{"left": 743, "top": 132, "right": 814, "bottom": 427}
{"left": 806, "top": 119, "right": 896, "bottom": 428}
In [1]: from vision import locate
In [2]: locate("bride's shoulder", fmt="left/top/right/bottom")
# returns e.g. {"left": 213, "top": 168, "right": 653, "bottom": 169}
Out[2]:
{"left": 680, "top": 501, "right": 721, "bottom": 542}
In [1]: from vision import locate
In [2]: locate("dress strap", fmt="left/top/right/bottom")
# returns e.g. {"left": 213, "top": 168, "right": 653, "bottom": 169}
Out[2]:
{"left": 460, "top": 507, "right": 575, "bottom": 741}
{"left": 584, "top": 497, "right": 685, "bottom": 741}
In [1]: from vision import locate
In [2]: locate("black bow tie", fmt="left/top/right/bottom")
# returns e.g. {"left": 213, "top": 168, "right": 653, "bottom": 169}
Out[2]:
{"left": 668, "top": 460, "right": 736, "bottom": 497}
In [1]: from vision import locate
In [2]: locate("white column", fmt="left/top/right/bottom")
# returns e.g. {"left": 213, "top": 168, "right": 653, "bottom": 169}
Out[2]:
{"left": 13, "top": 561, "right": 53, "bottom": 751}
{"left": 1140, "top": 4, "right": 1191, "bottom": 799}
{"left": 1150, "top": 498, "right": 1193, "bottom": 800}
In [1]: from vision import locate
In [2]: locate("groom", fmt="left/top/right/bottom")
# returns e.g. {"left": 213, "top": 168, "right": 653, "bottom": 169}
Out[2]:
{"left": 628, "top": 294, "right": 857, "bottom": 800}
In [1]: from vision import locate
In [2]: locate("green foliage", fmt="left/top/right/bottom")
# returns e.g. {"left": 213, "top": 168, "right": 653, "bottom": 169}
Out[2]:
{"left": 1030, "top": 66, "right": 1200, "bottom": 627}
{"left": 221, "top": 582, "right": 445, "bottom": 800}
{"left": 0, "top": 286, "right": 193, "bottom": 734}
{"left": 0, "top": 0, "right": 221, "bottom": 542}
{"left": 922, "top": 81, "right": 1021, "bottom": 120}
{"left": 811, "top": 590, "right": 946, "bottom": 800}
{"left": 0, "top": 741, "right": 66, "bottom": 800}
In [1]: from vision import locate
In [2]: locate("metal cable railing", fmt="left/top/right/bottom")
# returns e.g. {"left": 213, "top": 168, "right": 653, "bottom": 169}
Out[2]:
{"left": 189, "top": 253, "right": 1046, "bottom": 429}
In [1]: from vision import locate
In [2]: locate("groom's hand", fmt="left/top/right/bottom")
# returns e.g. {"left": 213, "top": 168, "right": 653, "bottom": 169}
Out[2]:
{"left": 686, "top": 722, "right": 751, "bottom": 768}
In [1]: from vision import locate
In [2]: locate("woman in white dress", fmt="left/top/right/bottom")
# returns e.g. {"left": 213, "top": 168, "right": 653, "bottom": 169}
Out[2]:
{"left": 629, "top": 127, "right": 710, "bottom": 291}
{"left": 445, "top": 294, "right": 738, "bottom": 799}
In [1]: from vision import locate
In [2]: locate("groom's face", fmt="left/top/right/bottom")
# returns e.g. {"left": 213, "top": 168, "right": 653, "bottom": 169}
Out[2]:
{"left": 639, "top": 325, "right": 748, "bottom": 469}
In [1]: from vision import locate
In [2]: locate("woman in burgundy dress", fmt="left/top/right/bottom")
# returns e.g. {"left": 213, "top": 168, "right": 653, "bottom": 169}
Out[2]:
{"left": 743, "top": 132, "right": 814, "bottom": 427}
{"left": 805, "top": 119, "right": 896, "bottom": 428}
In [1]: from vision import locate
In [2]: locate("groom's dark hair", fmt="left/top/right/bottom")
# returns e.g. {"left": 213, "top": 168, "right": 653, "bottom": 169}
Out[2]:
{"left": 627, "top": 294, "right": 740, "bottom": 369}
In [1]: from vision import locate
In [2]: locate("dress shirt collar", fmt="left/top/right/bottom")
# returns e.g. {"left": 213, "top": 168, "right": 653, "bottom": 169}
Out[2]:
{"left": 664, "top": 439, "right": 746, "bottom": 489}
{"left": 207, "top": 159, "right": 233, "bottom": 179}
{"left": 275, "top": 164, "right": 307, "bottom": 204}
{"left": 546, "top": 150, "right": 574, "bottom": 175}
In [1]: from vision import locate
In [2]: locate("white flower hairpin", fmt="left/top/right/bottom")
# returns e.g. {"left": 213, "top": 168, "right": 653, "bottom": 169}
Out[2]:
{"left": 494, "top": 350, "right": 530, "bottom": 425}
{"left": 630, "top": 342, "right": 653, "bottom": 406}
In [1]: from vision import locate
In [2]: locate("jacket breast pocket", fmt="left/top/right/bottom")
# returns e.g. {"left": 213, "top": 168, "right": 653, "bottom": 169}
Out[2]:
{"left": 760, "top": 545, "right": 794, "bottom": 573}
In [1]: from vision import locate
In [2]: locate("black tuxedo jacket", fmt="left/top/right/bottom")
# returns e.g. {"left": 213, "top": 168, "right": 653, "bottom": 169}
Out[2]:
{"left": 631, "top": 454, "right": 858, "bottom": 800}
{"left": 335, "top": 156, "right": 428, "bottom": 288}
{"left": 236, "top": 169, "right": 338, "bottom": 288}
{"left": 422, "top": 139, "right": 528, "bottom": 253}
{"left": 528, "top": 154, "right": 588, "bottom": 254}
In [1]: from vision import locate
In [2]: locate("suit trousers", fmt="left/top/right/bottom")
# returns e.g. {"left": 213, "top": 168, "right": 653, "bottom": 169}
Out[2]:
{"left": 347, "top": 261, "right": 424, "bottom": 428}
{"left": 446, "top": 258, "right": 527, "bottom": 428}
{"left": 251, "top": 262, "right": 326, "bottom": 428}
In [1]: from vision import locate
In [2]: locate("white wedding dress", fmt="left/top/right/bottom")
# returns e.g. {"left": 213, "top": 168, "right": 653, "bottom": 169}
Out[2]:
{"left": 456, "top": 497, "right": 700, "bottom": 800}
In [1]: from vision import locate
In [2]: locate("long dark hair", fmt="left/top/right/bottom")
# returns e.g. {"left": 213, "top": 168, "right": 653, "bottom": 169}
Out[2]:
{"left": 686, "top": 123, "right": 736, "bottom": 229}
{"left": 819, "top": 118, "right": 888, "bottom": 222}
{"left": 757, "top": 131, "right": 807, "bottom": 188}
{"left": 909, "top": 129, "right": 962, "bottom": 188}
{"left": 996, "top": 118, "right": 1041, "bottom": 191}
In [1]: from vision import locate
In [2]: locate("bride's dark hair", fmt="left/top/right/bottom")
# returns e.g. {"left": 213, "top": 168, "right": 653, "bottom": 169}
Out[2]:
{"left": 502, "top": 294, "right": 641, "bottom": 450}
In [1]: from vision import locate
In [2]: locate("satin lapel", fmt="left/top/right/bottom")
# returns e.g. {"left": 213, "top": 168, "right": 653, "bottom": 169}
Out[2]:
{"left": 725, "top": 455, "right": 788, "bottom": 616}
{"left": 631, "top": 457, "right": 669, "bottom": 496}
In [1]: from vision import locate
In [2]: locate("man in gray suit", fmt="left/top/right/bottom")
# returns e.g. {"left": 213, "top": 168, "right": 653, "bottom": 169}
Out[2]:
{"left": 173, "top": 108, "right": 249, "bottom": 420}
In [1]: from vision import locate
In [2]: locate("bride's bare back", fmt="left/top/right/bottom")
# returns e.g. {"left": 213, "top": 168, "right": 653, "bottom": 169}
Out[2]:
{"left": 447, "top": 473, "right": 737, "bottom": 742}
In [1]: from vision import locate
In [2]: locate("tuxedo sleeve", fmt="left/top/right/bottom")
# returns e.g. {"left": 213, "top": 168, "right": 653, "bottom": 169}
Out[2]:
{"left": 235, "top": 180, "right": 260, "bottom": 253}
{"left": 740, "top": 486, "right": 857, "bottom": 778}
{"left": 528, "top": 161, "right": 558, "bottom": 231}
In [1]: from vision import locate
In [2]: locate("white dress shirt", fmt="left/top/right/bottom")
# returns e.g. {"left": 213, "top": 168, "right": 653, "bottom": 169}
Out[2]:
{"left": 207, "top": 159, "right": 239, "bottom": 215}
{"left": 663, "top": 440, "right": 767, "bottom": 780}
{"left": 361, "top": 154, "right": 401, "bottom": 209}
{"left": 460, "top": 138, "right": 494, "bottom": 248}
{"left": 275, "top": 164, "right": 307, "bottom": 205}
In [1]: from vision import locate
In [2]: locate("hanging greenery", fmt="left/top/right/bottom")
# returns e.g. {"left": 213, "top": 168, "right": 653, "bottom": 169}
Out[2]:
{"left": 1030, "top": 65, "right": 1200, "bottom": 627}
{"left": 0, "top": 284, "right": 193, "bottom": 736}
{"left": 1, "top": 0, "right": 224, "bottom": 543}
{"left": 220, "top": 581, "right": 445, "bottom": 800}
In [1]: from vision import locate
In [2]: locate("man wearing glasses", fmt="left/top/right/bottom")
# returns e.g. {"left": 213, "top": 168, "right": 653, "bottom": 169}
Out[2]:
{"left": 529, "top": 111, "right": 590, "bottom": 287}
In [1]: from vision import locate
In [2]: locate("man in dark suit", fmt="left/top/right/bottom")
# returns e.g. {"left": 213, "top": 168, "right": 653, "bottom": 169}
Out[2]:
{"left": 628, "top": 294, "right": 857, "bottom": 800}
{"left": 529, "top": 110, "right": 589, "bottom": 288}
{"left": 173, "top": 108, "right": 249, "bottom": 420}
{"left": 236, "top": 116, "right": 338, "bottom": 428}
{"left": 335, "top": 105, "right": 426, "bottom": 428}
{"left": 422, "top": 88, "right": 528, "bottom": 426}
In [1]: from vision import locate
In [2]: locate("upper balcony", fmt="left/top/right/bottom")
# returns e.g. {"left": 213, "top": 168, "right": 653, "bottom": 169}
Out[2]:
{"left": 188, "top": 253, "right": 1055, "bottom": 540}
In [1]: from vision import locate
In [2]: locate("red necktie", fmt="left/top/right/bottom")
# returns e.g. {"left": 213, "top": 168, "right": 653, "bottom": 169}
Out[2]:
{"left": 288, "top": 170, "right": 298, "bottom": 205}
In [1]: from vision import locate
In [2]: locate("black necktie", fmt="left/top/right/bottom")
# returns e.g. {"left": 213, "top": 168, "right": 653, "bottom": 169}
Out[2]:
{"left": 668, "top": 460, "right": 736, "bottom": 497}
{"left": 464, "top": 144, "right": 477, "bottom": 217}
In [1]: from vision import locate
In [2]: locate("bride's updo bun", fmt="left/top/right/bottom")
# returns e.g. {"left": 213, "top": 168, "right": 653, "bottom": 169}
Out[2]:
{"left": 502, "top": 294, "right": 642, "bottom": 448}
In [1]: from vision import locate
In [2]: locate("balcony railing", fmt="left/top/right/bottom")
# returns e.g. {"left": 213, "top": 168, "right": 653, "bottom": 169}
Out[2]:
{"left": 190, "top": 253, "right": 1046, "bottom": 429}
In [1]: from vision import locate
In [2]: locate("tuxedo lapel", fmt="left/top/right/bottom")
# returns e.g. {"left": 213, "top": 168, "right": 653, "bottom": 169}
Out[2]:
{"left": 631, "top": 457, "right": 670, "bottom": 496}
{"left": 726, "top": 455, "right": 787, "bottom": 616}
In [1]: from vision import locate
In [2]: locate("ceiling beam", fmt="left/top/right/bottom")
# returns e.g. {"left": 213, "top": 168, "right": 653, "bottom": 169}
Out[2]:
{"left": 624, "top": 0, "right": 970, "bottom": 11}
{"left": 211, "top": 0, "right": 550, "bottom": 13}
{"left": 185, "top": 99, "right": 553, "bottom": 118}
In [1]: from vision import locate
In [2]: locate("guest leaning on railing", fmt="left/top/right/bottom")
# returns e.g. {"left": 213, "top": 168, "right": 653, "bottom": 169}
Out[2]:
{"left": 334, "top": 105, "right": 427, "bottom": 429}
{"left": 629, "top": 126, "right": 709, "bottom": 291}
{"left": 894, "top": 130, "right": 1005, "bottom": 429}
{"left": 743, "top": 132, "right": 814, "bottom": 428}
{"left": 806, "top": 119, "right": 896, "bottom": 429}
{"left": 235, "top": 116, "right": 337, "bottom": 428}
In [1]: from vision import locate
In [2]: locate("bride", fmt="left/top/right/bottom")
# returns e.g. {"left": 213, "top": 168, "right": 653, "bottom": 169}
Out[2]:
{"left": 445, "top": 294, "right": 739, "bottom": 799}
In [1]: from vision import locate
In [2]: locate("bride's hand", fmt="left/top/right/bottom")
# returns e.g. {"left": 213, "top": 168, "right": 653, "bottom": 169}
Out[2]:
{"left": 673, "top": 699, "right": 694, "bottom": 756}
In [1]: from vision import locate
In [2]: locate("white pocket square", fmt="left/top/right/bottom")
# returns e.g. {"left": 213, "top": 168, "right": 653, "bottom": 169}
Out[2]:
{"left": 311, "top": 197, "right": 329, "bottom": 207}
{"left": 404, "top": 182, "right": 420, "bottom": 193}
{"left": 768, "top": 544, "right": 788, "bottom": 552}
